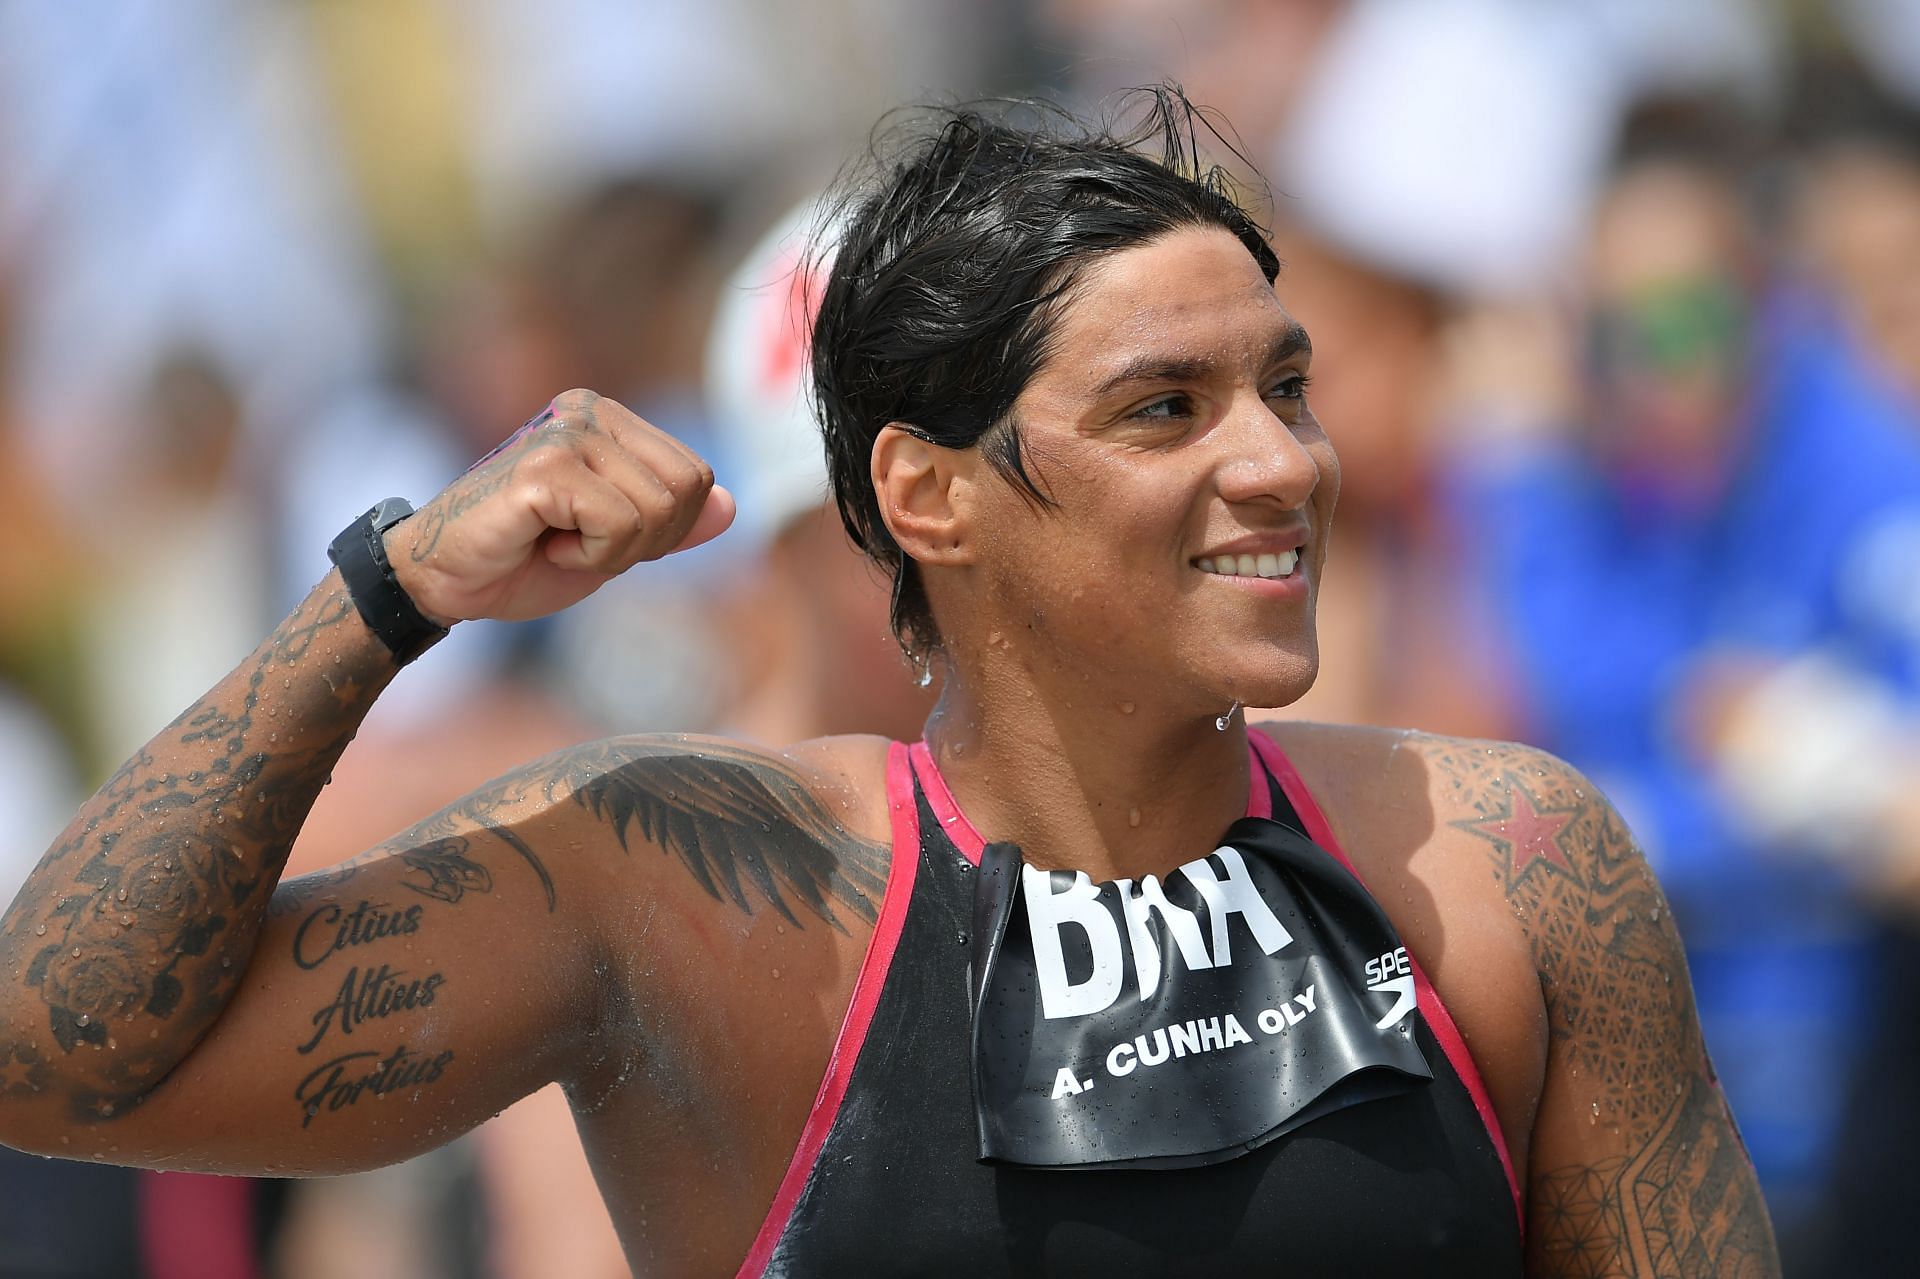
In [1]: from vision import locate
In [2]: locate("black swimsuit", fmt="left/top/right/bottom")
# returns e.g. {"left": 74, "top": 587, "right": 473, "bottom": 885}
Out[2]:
{"left": 737, "top": 733, "right": 1523, "bottom": 1277}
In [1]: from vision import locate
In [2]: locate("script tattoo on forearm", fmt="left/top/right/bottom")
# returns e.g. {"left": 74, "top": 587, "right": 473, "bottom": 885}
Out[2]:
{"left": 0, "top": 583, "right": 380, "bottom": 1119}
{"left": 283, "top": 889, "right": 456, "bottom": 1113}
{"left": 1427, "top": 740, "right": 1777, "bottom": 1277}
{"left": 298, "top": 963, "right": 447, "bottom": 1055}
{"left": 291, "top": 899, "right": 424, "bottom": 970}
{"left": 295, "top": 1041, "right": 455, "bottom": 1127}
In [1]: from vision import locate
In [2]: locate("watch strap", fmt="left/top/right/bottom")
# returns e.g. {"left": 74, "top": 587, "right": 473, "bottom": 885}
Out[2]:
{"left": 327, "top": 500, "right": 450, "bottom": 665}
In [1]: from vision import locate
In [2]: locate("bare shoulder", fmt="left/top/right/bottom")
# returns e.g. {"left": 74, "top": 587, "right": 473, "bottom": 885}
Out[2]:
{"left": 1271, "top": 723, "right": 1662, "bottom": 970}
{"left": 1255, "top": 721, "right": 1627, "bottom": 910}
{"left": 1255, "top": 725, "right": 1681, "bottom": 1135}
{"left": 1289, "top": 728, "right": 1778, "bottom": 1274}
{"left": 1379, "top": 732, "right": 1665, "bottom": 970}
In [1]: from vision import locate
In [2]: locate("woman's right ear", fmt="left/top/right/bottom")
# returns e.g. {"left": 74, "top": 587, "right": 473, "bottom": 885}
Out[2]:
{"left": 871, "top": 424, "right": 977, "bottom": 568}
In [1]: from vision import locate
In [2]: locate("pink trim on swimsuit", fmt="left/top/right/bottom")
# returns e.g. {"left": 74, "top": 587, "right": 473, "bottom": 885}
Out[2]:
{"left": 908, "top": 739, "right": 1272, "bottom": 863}
{"left": 736, "top": 742, "right": 923, "bottom": 1278}
{"left": 1248, "top": 729, "right": 1523, "bottom": 1230}
{"left": 908, "top": 740, "right": 985, "bottom": 864}
{"left": 742, "top": 733, "right": 1520, "bottom": 1272}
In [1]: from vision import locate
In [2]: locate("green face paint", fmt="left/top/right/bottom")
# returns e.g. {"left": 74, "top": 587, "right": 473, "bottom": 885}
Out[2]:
{"left": 1591, "top": 276, "right": 1747, "bottom": 380}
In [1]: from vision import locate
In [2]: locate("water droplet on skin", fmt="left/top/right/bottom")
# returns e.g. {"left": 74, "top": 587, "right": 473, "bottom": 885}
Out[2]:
{"left": 71, "top": 948, "right": 81, "bottom": 958}
{"left": 1120, "top": 701, "right": 1135, "bottom": 714}
{"left": 283, "top": 678, "right": 292, "bottom": 689}
{"left": 75, "top": 1014, "right": 89, "bottom": 1026}
{"left": 915, "top": 667, "right": 933, "bottom": 688}
{"left": 34, "top": 925, "right": 45, "bottom": 936}
{"left": 1128, "top": 808, "right": 1141, "bottom": 828}
{"left": 770, "top": 968, "right": 781, "bottom": 980}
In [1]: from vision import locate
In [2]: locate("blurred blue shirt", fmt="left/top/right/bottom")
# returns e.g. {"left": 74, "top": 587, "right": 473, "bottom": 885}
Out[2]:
{"left": 1444, "top": 291, "right": 1920, "bottom": 1219}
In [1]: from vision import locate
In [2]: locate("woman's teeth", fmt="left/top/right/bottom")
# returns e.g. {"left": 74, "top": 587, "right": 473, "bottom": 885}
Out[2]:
{"left": 1195, "top": 550, "right": 1300, "bottom": 580}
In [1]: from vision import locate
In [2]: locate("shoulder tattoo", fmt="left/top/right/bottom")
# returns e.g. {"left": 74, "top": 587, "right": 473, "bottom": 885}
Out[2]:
{"left": 566, "top": 739, "right": 889, "bottom": 932}
{"left": 1424, "top": 738, "right": 1777, "bottom": 1277}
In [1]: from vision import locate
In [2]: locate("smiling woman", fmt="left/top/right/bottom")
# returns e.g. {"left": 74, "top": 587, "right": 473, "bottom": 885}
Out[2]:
{"left": 870, "top": 223, "right": 1331, "bottom": 709}
{"left": 0, "top": 88, "right": 1776, "bottom": 1277}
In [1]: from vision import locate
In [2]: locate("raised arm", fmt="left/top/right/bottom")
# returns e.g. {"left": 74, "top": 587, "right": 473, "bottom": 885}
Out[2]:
{"left": 1431, "top": 740, "right": 1780, "bottom": 1279}
{"left": 0, "top": 390, "right": 731, "bottom": 1165}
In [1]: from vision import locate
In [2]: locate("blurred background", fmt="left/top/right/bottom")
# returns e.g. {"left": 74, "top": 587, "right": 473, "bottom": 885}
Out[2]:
{"left": 1, "top": 0, "right": 1917, "bottom": 1275}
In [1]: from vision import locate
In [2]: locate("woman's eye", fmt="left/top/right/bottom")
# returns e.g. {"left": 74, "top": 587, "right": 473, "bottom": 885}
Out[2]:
{"left": 1131, "top": 394, "right": 1194, "bottom": 421}
{"left": 1267, "top": 373, "right": 1312, "bottom": 402}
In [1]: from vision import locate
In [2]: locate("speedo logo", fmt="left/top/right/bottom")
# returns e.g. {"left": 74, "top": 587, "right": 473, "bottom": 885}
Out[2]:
{"left": 1024, "top": 847, "right": 1294, "bottom": 1020}
{"left": 1365, "top": 946, "right": 1417, "bottom": 1029}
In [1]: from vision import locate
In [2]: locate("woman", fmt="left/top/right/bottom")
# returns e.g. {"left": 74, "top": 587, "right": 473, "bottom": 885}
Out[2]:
{"left": 0, "top": 93, "right": 1775, "bottom": 1276}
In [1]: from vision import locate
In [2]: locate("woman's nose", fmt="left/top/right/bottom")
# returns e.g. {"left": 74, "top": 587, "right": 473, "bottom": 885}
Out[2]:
{"left": 1214, "top": 401, "right": 1324, "bottom": 509}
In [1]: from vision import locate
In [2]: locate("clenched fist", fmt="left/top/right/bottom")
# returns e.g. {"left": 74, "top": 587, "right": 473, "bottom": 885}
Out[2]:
{"left": 386, "top": 389, "right": 735, "bottom": 624}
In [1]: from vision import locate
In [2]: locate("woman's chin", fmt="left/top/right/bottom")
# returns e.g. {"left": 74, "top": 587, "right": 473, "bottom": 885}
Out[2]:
{"left": 1208, "top": 652, "right": 1319, "bottom": 719}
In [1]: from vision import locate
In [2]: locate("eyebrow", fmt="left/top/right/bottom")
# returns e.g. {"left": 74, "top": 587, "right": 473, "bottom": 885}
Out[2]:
{"left": 1088, "top": 321, "right": 1313, "bottom": 400}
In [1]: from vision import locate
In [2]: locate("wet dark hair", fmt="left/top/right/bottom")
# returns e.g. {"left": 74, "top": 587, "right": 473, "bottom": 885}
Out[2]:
{"left": 811, "top": 85, "right": 1279, "bottom": 660}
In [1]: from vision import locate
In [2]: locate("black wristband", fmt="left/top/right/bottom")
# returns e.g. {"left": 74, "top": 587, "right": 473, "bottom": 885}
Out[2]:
{"left": 327, "top": 498, "right": 450, "bottom": 665}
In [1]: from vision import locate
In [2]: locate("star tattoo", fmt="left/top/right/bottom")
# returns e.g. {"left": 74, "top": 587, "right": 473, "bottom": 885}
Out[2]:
{"left": 1455, "top": 774, "right": 1579, "bottom": 887}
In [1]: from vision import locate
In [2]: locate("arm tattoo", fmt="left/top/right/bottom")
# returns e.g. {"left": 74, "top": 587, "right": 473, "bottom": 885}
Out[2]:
{"left": 565, "top": 739, "right": 889, "bottom": 932}
{"left": 1532, "top": 1068, "right": 1772, "bottom": 1278}
{"left": 401, "top": 840, "right": 494, "bottom": 904}
{"left": 267, "top": 737, "right": 882, "bottom": 1130}
{"left": 283, "top": 734, "right": 884, "bottom": 937}
{"left": 405, "top": 406, "right": 566, "bottom": 565}
{"left": 295, "top": 1041, "right": 455, "bottom": 1127}
{"left": 387, "top": 797, "right": 555, "bottom": 911}
{"left": 285, "top": 759, "right": 565, "bottom": 915}
{"left": 1429, "top": 740, "right": 1777, "bottom": 1277}
{"left": 0, "top": 582, "right": 381, "bottom": 1118}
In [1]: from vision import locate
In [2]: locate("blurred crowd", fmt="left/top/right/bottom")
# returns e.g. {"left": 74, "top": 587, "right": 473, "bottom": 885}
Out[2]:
{"left": 2, "top": 1, "right": 1918, "bottom": 1275}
